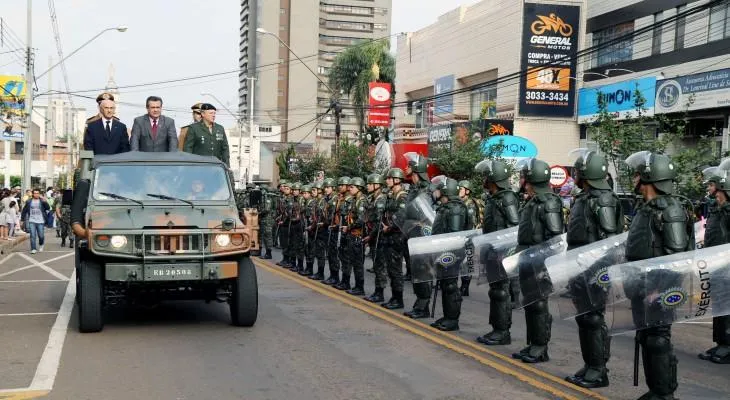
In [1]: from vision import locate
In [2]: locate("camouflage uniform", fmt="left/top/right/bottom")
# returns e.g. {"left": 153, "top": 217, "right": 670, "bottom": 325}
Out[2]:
{"left": 364, "top": 174, "right": 388, "bottom": 303}
{"left": 381, "top": 167, "right": 408, "bottom": 310}
{"left": 258, "top": 188, "right": 275, "bottom": 259}
{"left": 286, "top": 183, "right": 305, "bottom": 272}
{"left": 275, "top": 182, "right": 293, "bottom": 268}
{"left": 300, "top": 185, "right": 317, "bottom": 276}
{"left": 337, "top": 177, "right": 367, "bottom": 295}
{"left": 56, "top": 202, "right": 73, "bottom": 248}
{"left": 307, "top": 181, "right": 329, "bottom": 280}
{"left": 323, "top": 177, "right": 349, "bottom": 286}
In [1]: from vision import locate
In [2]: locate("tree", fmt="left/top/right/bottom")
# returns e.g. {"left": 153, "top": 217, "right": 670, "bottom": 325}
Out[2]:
{"left": 325, "top": 137, "right": 375, "bottom": 179}
{"left": 328, "top": 40, "right": 396, "bottom": 136}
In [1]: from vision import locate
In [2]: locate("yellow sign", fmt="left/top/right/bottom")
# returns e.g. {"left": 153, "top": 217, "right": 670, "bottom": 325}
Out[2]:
{"left": 0, "top": 75, "right": 26, "bottom": 117}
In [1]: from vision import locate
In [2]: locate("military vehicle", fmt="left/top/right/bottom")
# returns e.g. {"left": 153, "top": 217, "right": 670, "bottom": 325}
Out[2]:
{"left": 70, "top": 151, "right": 259, "bottom": 332}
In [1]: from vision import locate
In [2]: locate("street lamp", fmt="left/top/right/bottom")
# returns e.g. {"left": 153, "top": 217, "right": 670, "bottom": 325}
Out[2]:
{"left": 22, "top": 24, "right": 127, "bottom": 192}
{"left": 201, "top": 92, "right": 250, "bottom": 185}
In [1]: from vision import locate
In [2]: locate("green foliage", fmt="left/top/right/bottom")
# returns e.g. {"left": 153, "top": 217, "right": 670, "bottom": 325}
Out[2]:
{"left": 273, "top": 139, "right": 376, "bottom": 184}
{"left": 0, "top": 175, "right": 21, "bottom": 188}
{"left": 326, "top": 138, "right": 375, "bottom": 179}
{"left": 328, "top": 40, "right": 396, "bottom": 135}
{"left": 275, "top": 145, "right": 297, "bottom": 182}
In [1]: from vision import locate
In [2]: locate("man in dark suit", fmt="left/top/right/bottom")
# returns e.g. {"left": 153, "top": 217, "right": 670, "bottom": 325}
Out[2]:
{"left": 130, "top": 96, "right": 178, "bottom": 152}
{"left": 83, "top": 98, "right": 130, "bottom": 155}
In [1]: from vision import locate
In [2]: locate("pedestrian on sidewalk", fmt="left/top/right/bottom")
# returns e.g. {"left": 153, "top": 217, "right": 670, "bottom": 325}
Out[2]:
{"left": 5, "top": 200, "right": 17, "bottom": 239}
{"left": 21, "top": 189, "right": 50, "bottom": 254}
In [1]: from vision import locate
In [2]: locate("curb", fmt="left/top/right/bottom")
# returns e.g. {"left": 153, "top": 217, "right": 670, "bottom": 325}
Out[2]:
{"left": 0, "top": 234, "right": 29, "bottom": 255}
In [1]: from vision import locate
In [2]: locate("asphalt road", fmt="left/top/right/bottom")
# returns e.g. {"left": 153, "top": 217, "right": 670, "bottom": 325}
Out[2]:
{"left": 0, "top": 237, "right": 729, "bottom": 400}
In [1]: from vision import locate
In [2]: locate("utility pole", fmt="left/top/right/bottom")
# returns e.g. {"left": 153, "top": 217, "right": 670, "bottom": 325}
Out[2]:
{"left": 331, "top": 99, "right": 342, "bottom": 162}
{"left": 22, "top": 0, "right": 33, "bottom": 192}
{"left": 247, "top": 76, "right": 256, "bottom": 184}
{"left": 46, "top": 55, "right": 53, "bottom": 189}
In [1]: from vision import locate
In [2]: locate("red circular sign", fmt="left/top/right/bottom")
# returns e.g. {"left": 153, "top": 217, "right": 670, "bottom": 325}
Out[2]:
{"left": 549, "top": 165, "right": 569, "bottom": 188}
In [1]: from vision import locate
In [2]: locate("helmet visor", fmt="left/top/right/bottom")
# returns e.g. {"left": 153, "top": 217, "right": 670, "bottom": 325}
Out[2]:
{"left": 403, "top": 152, "right": 421, "bottom": 165}
{"left": 568, "top": 147, "right": 593, "bottom": 165}
{"left": 719, "top": 157, "right": 730, "bottom": 171}
{"left": 474, "top": 159, "right": 494, "bottom": 174}
{"left": 624, "top": 151, "right": 652, "bottom": 170}
{"left": 430, "top": 175, "right": 447, "bottom": 187}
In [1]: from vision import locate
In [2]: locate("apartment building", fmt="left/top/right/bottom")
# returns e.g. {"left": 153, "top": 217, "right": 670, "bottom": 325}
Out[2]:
{"left": 239, "top": 0, "right": 392, "bottom": 153}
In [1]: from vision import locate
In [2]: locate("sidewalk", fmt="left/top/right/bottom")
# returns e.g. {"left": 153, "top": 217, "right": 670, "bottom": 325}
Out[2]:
{"left": 0, "top": 232, "right": 29, "bottom": 255}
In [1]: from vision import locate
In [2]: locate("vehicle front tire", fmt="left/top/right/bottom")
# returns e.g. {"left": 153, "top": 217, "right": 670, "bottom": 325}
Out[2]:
{"left": 230, "top": 256, "right": 258, "bottom": 327}
{"left": 78, "top": 259, "right": 104, "bottom": 333}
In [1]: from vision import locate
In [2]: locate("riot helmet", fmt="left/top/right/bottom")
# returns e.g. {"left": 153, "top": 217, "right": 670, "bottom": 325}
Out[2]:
{"left": 516, "top": 157, "right": 551, "bottom": 193}
{"left": 443, "top": 177, "right": 460, "bottom": 198}
{"left": 475, "top": 159, "right": 511, "bottom": 190}
{"left": 569, "top": 148, "right": 610, "bottom": 190}
{"left": 624, "top": 151, "right": 676, "bottom": 194}
{"left": 403, "top": 152, "right": 429, "bottom": 181}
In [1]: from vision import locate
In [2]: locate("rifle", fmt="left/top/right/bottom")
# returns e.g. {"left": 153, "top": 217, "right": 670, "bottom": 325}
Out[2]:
{"left": 431, "top": 281, "right": 440, "bottom": 318}
{"left": 633, "top": 332, "right": 640, "bottom": 386}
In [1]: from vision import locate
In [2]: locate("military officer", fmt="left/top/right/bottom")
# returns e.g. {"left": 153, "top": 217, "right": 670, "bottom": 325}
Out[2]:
{"left": 276, "top": 181, "right": 293, "bottom": 267}
{"left": 324, "top": 177, "right": 350, "bottom": 286}
{"left": 258, "top": 185, "right": 274, "bottom": 259}
{"left": 381, "top": 168, "right": 408, "bottom": 310}
{"left": 624, "top": 151, "right": 695, "bottom": 400}
{"left": 55, "top": 190, "right": 73, "bottom": 248}
{"left": 308, "top": 181, "right": 329, "bottom": 281}
{"left": 182, "top": 103, "right": 230, "bottom": 166}
{"left": 364, "top": 173, "right": 388, "bottom": 303}
{"left": 275, "top": 179, "right": 289, "bottom": 250}
{"left": 287, "top": 182, "right": 305, "bottom": 273}
{"left": 430, "top": 177, "right": 473, "bottom": 331}
{"left": 403, "top": 153, "right": 433, "bottom": 319}
{"left": 178, "top": 102, "right": 203, "bottom": 151}
{"left": 458, "top": 180, "right": 481, "bottom": 296}
{"left": 300, "top": 185, "right": 316, "bottom": 276}
{"left": 474, "top": 160, "right": 520, "bottom": 347}
{"left": 512, "top": 158, "right": 564, "bottom": 364}
{"left": 564, "top": 149, "right": 623, "bottom": 389}
{"left": 338, "top": 177, "right": 367, "bottom": 295}
{"left": 699, "top": 164, "right": 730, "bottom": 364}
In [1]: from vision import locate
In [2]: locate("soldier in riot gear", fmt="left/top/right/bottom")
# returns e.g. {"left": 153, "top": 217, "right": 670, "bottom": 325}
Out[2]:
{"left": 458, "top": 180, "right": 481, "bottom": 296}
{"left": 276, "top": 181, "right": 293, "bottom": 267}
{"left": 381, "top": 167, "right": 408, "bottom": 309}
{"left": 258, "top": 186, "right": 275, "bottom": 259}
{"left": 474, "top": 160, "right": 520, "bottom": 346}
{"left": 364, "top": 173, "right": 388, "bottom": 303}
{"left": 338, "top": 177, "right": 367, "bottom": 295}
{"left": 699, "top": 163, "right": 730, "bottom": 364}
{"left": 511, "top": 158, "right": 564, "bottom": 364}
{"left": 324, "top": 177, "right": 351, "bottom": 286}
{"left": 564, "top": 149, "right": 623, "bottom": 389}
{"left": 624, "top": 151, "right": 695, "bottom": 400}
{"left": 431, "top": 177, "right": 473, "bottom": 331}
{"left": 300, "top": 185, "right": 316, "bottom": 276}
{"left": 403, "top": 152, "right": 433, "bottom": 319}
{"left": 287, "top": 182, "right": 305, "bottom": 273}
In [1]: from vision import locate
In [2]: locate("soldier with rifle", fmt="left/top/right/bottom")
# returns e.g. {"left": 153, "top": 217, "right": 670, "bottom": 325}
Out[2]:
{"left": 321, "top": 178, "right": 341, "bottom": 284}
{"left": 325, "top": 177, "right": 351, "bottom": 286}
{"left": 258, "top": 186, "right": 275, "bottom": 259}
{"left": 623, "top": 151, "right": 695, "bottom": 400}
{"left": 338, "top": 177, "right": 367, "bottom": 295}
{"left": 364, "top": 173, "right": 388, "bottom": 303}
{"left": 474, "top": 160, "right": 520, "bottom": 347}
{"left": 275, "top": 181, "right": 292, "bottom": 267}
{"left": 564, "top": 149, "right": 623, "bottom": 389}
{"left": 300, "top": 185, "right": 316, "bottom": 276}
{"left": 380, "top": 167, "right": 408, "bottom": 310}
{"left": 287, "top": 182, "right": 305, "bottom": 273}
{"left": 308, "top": 181, "right": 329, "bottom": 281}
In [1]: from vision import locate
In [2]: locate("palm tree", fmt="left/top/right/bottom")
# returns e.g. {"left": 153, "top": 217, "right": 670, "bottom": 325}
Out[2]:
{"left": 328, "top": 40, "right": 395, "bottom": 137}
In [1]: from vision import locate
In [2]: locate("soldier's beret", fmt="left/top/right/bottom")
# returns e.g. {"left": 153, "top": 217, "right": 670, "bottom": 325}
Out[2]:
{"left": 96, "top": 92, "right": 115, "bottom": 103}
{"left": 200, "top": 103, "right": 216, "bottom": 111}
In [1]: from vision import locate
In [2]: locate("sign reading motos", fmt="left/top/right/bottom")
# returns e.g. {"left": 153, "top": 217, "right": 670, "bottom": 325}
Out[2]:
{"left": 518, "top": 3, "right": 581, "bottom": 118}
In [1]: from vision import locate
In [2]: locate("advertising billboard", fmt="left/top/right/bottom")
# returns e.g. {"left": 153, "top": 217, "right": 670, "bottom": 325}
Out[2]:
{"left": 577, "top": 77, "right": 656, "bottom": 123}
{"left": 518, "top": 3, "right": 581, "bottom": 118}
{"left": 367, "top": 82, "right": 392, "bottom": 127}
{"left": 655, "top": 68, "right": 730, "bottom": 114}
{"left": 434, "top": 75, "right": 455, "bottom": 115}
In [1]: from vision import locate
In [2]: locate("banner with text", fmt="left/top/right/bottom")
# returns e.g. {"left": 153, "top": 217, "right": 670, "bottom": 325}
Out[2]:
{"left": 518, "top": 3, "right": 580, "bottom": 118}
{"left": 655, "top": 68, "right": 730, "bottom": 114}
{"left": 434, "top": 75, "right": 455, "bottom": 115}
{"left": 367, "top": 82, "right": 392, "bottom": 127}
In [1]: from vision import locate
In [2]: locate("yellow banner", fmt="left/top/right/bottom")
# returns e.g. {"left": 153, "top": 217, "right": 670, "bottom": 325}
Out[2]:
{"left": 0, "top": 75, "right": 26, "bottom": 117}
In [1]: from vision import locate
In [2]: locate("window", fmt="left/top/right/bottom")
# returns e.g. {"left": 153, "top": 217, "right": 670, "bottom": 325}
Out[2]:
{"left": 258, "top": 126, "right": 273, "bottom": 133}
{"left": 320, "top": 19, "right": 373, "bottom": 32}
{"left": 592, "top": 22, "right": 634, "bottom": 67}
{"left": 319, "top": 34, "right": 363, "bottom": 46}
{"left": 374, "top": 23, "right": 387, "bottom": 30}
{"left": 675, "top": 4, "right": 686, "bottom": 50}
{"left": 317, "top": 66, "right": 330, "bottom": 75}
{"left": 709, "top": 3, "right": 730, "bottom": 42}
{"left": 280, "top": 8, "right": 285, "bottom": 14}
{"left": 652, "top": 12, "right": 662, "bottom": 55}
{"left": 469, "top": 87, "right": 497, "bottom": 119}
{"left": 278, "top": 89, "right": 284, "bottom": 97}
{"left": 320, "top": 3, "right": 373, "bottom": 16}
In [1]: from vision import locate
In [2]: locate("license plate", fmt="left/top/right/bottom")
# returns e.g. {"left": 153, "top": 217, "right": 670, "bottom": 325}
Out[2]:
{"left": 145, "top": 265, "right": 201, "bottom": 281}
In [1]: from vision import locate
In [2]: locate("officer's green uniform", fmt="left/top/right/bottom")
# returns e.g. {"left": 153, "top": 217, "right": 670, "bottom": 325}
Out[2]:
{"left": 381, "top": 168, "right": 408, "bottom": 310}
{"left": 258, "top": 186, "right": 275, "bottom": 259}
{"left": 337, "top": 178, "right": 367, "bottom": 296}
{"left": 276, "top": 181, "right": 293, "bottom": 268}
{"left": 474, "top": 160, "right": 520, "bottom": 347}
{"left": 512, "top": 158, "right": 564, "bottom": 364}
{"left": 364, "top": 174, "right": 388, "bottom": 303}
{"left": 564, "top": 149, "right": 623, "bottom": 389}
{"left": 329, "top": 178, "right": 352, "bottom": 288}
{"left": 699, "top": 165, "right": 730, "bottom": 364}
{"left": 182, "top": 120, "right": 230, "bottom": 167}
{"left": 430, "top": 178, "right": 473, "bottom": 332}
{"left": 624, "top": 151, "right": 694, "bottom": 400}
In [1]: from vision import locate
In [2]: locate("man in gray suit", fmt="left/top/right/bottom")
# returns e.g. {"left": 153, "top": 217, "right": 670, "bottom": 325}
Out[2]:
{"left": 130, "top": 95, "right": 178, "bottom": 152}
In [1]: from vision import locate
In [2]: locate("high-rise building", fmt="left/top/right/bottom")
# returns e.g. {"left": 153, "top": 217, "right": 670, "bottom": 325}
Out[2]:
{"left": 239, "top": 0, "right": 392, "bottom": 153}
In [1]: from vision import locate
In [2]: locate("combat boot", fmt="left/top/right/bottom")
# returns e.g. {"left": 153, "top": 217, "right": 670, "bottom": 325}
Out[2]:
{"left": 460, "top": 277, "right": 471, "bottom": 297}
{"left": 334, "top": 275, "right": 351, "bottom": 291}
{"left": 276, "top": 254, "right": 287, "bottom": 266}
{"left": 69, "top": 238, "right": 74, "bottom": 248}
{"left": 382, "top": 291, "right": 404, "bottom": 310}
{"left": 404, "top": 298, "right": 430, "bottom": 319}
{"left": 711, "top": 345, "right": 730, "bottom": 364}
{"left": 260, "top": 249, "right": 272, "bottom": 259}
{"left": 476, "top": 330, "right": 511, "bottom": 346}
{"left": 431, "top": 318, "right": 459, "bottom": 331}
{"left": 61, "top": 238, "right": 66, "bottom": 247}
{"left": 308, "top": 260, "right": 325, "bottom": 281}
{"left": 323, "top": 275, "right": 339, "bottom": 285}
{"left": 364, "top": 288, "right": 384, "bottom": 303}
{"left": 520, "top": 345, "right": 549, "bottom": 363}
{"left": 347, "top": 280, "right": 365, "bottom": 296}
{"left": 299, "top": 261, "right": 314, "bottom": 276}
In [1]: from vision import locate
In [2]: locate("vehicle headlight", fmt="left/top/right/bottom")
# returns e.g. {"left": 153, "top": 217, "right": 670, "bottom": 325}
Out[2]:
{"left": 95, "top": 235, "right": 110, "bottom": 247}
{"left": 215, "top": 234, "right": 231, "bottom": 247}
{"left": 110, "top": 235, "right": 127, "bottom": 249}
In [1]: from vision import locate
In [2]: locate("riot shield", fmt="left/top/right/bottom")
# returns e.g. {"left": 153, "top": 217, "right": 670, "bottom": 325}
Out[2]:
{"left": 408, "top": 229, "right": 482, "bottom": 283}
{"left": 501, "top": 234, "right": 569, "bottom": 308}
{"left": 470, "top": 227, "right": 520, "bottom": 285}
{"left": 605, "top": 243, "right": 730, "bottom": 335}
{"left": 393, "top": 193, "right": 435, "bottom": 239}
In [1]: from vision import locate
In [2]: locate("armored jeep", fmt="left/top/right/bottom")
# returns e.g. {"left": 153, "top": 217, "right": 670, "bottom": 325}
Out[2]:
{"left": 70, "top": 151, "right": 259, "bottom": 332}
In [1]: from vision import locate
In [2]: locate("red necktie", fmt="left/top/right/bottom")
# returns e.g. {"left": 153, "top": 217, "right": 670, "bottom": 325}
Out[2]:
{"left": 152, "top": 119, "right": 158, "bottom": 140}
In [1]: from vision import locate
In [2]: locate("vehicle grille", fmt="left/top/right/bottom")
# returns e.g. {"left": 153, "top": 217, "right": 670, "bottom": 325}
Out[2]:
{"left": 134, "top": 234, "right": 209, "bottom": 255}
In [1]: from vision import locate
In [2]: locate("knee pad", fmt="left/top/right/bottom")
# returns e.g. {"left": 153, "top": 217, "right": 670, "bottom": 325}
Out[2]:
{"left": 645, "top": 335, "right": 671, "bottom": 353}
{"left": 443, "top": 280, "right": 460, "bottom": 295}
{"left": 526, "top": 299, "right": 549, "bottom": 313}
{"left": 576, "top": 311, "right": 605, "bottom": 330}
{"left": 488, "top": 285, "right": 510, "bottom": 302}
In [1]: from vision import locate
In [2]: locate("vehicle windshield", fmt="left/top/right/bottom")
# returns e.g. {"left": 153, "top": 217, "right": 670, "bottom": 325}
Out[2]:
{"left": 92, "top": 164, "right": 231, "bottom": 202}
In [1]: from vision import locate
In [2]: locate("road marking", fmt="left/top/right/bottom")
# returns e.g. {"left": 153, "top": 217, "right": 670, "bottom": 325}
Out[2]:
{"left": 0, "top": 252, "right": 73, "bottom": 279}
{"left": 254, "top": 259, "right": 605, "bottom": 400}
{"left": 0, "top": 280, "right": 68, "bottom": 283}
{"left": 17, "top": 253, "right": 70, "bottom": 281}
{"left": 679, "top": 321, "right": 713, "bottom": 325}
{"left": 0, "top": 390, "right": 49, "bottom": 399}
{"left": 28, "top": 269, "right": 76, "bottom": 391}
{"left": 0, "top": 312, "right": 58, "bottom": 317}
{"left": 0, "top": 253, "right": 16, "bottom": 265}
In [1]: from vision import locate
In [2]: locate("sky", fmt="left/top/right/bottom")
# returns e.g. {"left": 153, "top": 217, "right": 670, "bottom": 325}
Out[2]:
{"left": 0, "top": 0, "right": 477, "bottom": 131}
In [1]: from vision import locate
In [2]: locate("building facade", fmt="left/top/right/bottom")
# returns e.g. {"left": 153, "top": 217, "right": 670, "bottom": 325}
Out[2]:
{"left": 239, "top": 0, "right": 392, "bottom": 153}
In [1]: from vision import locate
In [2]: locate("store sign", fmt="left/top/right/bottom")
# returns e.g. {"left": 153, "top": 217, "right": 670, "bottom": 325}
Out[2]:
{"left": 518, "top": 3, "right": 581, "bottom": 118}
{"left": 482, "top": 135, "right": 538, "bottom": 158}
{"left": 550, "top": 165, "right": 569, "bottom": 187}
{"left": 655, "top": 68, "right": 730, "bottom": 114}
{"left": 367, "top": 82, "right": 392, "bottom": 127}
{"left": 427, "top": 124, "right": 452, "bottom": 154}
{"left": 434, "top": 75, "right": 455, "bottom": 115}
{"left": 0, "top": 75, "right": 26, "bottom": 116}
{"left": 483, "top": 119, "right": 514, "bottom": 136}
{"left": 577, "top": 77, "right": 656, "bottom": 123}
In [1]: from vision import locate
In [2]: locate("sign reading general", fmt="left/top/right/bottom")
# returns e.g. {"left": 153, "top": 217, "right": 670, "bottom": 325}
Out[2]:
{"left": 578, "top": 77, "right": 656, "bottom": 123}
{"left": 655, "top": 68, "right": 730, "bottom": 114}
{"left": 518, "top": 3, "right": 581, "bottom": 118}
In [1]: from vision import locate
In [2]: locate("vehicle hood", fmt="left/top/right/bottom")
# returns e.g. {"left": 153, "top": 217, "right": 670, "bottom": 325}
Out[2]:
{"left": 87, "top": 205, "right": 241, "bottom": 230}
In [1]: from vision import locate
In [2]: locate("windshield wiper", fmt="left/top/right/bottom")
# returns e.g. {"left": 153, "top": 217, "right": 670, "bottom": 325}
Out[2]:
{"left": 146, "top": 193, "right": 195, "bottom": 208}
{"left": 98, "top": 192, "right": 144, "bottom": 207}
